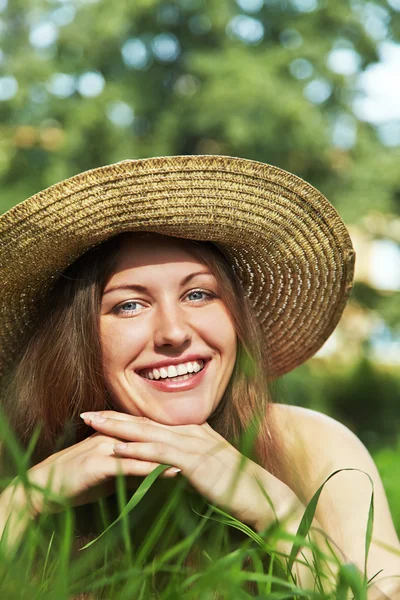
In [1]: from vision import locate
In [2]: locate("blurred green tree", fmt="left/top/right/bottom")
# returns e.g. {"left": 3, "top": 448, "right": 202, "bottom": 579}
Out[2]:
{"left": 0, "top": 0, "right": 399, "bottom": 224}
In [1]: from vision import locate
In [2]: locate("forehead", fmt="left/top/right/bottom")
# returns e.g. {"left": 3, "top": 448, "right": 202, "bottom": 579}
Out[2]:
{"left": 112, "top": 234, "right": 207, "bottom": 274}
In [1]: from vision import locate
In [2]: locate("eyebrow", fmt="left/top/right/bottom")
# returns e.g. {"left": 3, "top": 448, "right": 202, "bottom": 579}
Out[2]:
{"left": 103, "top": 270, "right": 214, "bottom": 296}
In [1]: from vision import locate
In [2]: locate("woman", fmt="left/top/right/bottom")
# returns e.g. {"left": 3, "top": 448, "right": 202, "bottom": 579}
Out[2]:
{"left": 0, "top": 155, "right": 399, "bottom": 597}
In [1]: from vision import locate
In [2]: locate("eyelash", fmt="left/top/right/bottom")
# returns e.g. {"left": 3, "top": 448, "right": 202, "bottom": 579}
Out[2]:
{"left": 111, "top": 289, "right": 216, "bottom": 316}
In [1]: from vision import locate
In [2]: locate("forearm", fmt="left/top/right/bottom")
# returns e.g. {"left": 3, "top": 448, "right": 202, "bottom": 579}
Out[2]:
{"left": 249, "top": 473, "right": 339, "bottom": 591}
{"left": 250, "top": 476, "right": 400, "bottom": 598}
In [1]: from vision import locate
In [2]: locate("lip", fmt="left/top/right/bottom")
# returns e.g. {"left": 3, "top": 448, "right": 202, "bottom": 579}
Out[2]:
{"left": 138, "top": 359, "right": 210, "bottom": 393}
{"left": 136, "top": 354, "right": 210, "bottom": 374}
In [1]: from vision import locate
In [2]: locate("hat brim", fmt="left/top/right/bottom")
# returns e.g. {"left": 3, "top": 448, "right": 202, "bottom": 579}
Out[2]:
{"left": 0, "top": 154, "right": 355, "bottom": 379}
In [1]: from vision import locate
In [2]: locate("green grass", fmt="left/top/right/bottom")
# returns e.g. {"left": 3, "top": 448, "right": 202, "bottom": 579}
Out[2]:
{"left": 0, "top": 475, "right": 369, "bottom": 600}
{"left": 373, "top": 439, "right": 400, "bottom": 534}
{"left": 0, "top": 422, "right": 399, "bottom": 599}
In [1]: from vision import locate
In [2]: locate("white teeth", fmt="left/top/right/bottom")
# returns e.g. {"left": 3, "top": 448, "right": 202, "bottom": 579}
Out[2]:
{"left": 167, "top": 365, "right": 178, "bottom": 378}
{"left": 177, "top": 364, "right": 187, "bottom": 375}
{"left": 142, "top": 359, "right": 206, "bottom": 380}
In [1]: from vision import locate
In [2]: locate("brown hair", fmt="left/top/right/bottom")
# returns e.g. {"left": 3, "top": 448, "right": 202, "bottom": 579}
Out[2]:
{"left": 1, "top": 233, "right": 281, "bottom": 471}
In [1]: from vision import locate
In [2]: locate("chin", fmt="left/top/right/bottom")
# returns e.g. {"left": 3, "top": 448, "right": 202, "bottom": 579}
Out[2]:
{"left": 150, "top": 400, "right": 214, "bottom": 426}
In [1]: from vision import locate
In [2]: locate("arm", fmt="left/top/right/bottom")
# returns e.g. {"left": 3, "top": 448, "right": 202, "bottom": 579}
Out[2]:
{"left": 275, "top": 405, "right": 400, "bottom": 599}
{"left": 0, "top": 432, "right": 179, "bottom": 551}
{"left": 83, "top": 409, "right": 400, "bottom": 597}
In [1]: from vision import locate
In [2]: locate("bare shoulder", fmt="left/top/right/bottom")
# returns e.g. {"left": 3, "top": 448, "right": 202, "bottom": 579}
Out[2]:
{"left": 270, "top": 402, "right": 365, "bottom": 455}
{"left": 269, "top": 403, "right": 384, "bottom": 497}
{"left": 271, "top": 401, "right": 347, "bottom": 432}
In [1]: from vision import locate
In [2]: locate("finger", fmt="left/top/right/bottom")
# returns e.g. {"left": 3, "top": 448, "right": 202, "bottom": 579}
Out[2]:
{"left": 111, "top": 442, "right": 186, "bottom": 472}
{"left": 76, "top": 433, "right": 134, "bottom": 455}
{"left": 81, "top": 411, "right": 208, "bottom": 438}
{"left": 81, "top": 410, "right": 150, "bottom": 423}
{"left": 86, "top": 455, "right": 179, "bottom": 480}
{"left": 82, "top": 415, "right": 184, "bottom": 447}
{"left": 111, "top": 456, "right": 181, "bottom": 479}
{"left": 81, "top": 411, "right": 171, "bottom": 429}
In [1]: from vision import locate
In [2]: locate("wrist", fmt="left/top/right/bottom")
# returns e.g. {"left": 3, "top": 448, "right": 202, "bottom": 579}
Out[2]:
{"left": 251, "top": 471, "right": 305, "bottom": 533}
{"left": 1, "top": 479, "right": 41, "bottom": 522}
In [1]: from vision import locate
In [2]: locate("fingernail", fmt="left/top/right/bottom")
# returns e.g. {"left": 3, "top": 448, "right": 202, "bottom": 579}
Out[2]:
{"left": 169, "top": 468, "right": 181, "bottom": 473}
{"left": 91, "top": 414, "right": 106, "bottom": 423}
{"left": 80, "top": 412, "right": 93, "bottom": 419}
{"left": 113, "top": 443, "right": 127, "bottom": 452}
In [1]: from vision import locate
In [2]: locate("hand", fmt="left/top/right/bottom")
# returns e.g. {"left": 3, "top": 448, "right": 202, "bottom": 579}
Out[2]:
{"left": 81, "top": 410, "right": 282, "bottom": 529}
{"left": 5, "top": 430, "right": 180, "bottom": 518}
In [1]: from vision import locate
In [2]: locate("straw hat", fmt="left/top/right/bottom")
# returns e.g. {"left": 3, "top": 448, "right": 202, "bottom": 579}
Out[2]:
{"left": 0, "top": 155, "right": 355, "bottom": 381}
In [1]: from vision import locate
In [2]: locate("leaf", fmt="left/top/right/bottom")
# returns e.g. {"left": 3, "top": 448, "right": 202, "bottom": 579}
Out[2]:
{"left": 288, "top": 467, "right": 374, "bottom": 578}
{"left": 80, "top": 464, "right": 169, "bottom": 550}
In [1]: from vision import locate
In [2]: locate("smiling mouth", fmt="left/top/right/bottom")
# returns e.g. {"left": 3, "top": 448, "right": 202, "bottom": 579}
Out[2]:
{"left": 138, "top": 359, "right": 207, "bottom": 381}
{"left": 136, "top": 359, "right": 209, "bottom": 392}
{"left": 151, "top": 372, "right": 198, "bottom": 382}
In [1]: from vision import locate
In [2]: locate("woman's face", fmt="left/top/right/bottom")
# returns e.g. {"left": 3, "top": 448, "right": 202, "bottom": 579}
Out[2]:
{"left": 100, "top": 235, "right": 237, "bottom": 425}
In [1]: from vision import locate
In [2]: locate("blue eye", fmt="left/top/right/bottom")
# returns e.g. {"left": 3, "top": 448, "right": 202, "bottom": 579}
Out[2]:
{"left": 187, "top": 290, "right": 213, "bottom": 302}
{"left": 113, "top": 301, "right": 144, "bottom": 315}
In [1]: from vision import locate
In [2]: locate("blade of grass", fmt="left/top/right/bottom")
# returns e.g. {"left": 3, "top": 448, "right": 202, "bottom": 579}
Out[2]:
{"left": 115, "top": 471, "right": 132, "bottom": 561}
{"left": 80, "top": 464, "right": 169, "bottom": 549}
{"left": 288, "top": 468, "right": 374, "bottom": 577}
{"left": 135, "top": 476, "right": 186, "bottom": 565}
{"left": 364, "top": 475, "right": 375, "bottom": 585}
{"left": 41, "top": 530, "right": 55, "bottom": 586}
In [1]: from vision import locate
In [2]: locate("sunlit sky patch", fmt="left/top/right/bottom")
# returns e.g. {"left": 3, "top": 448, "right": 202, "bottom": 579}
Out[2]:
{"left": 377, "top": 122, "right": 400, "bottom": 147}
{"left": 235, "top": 0, "right": 264, "bottom": 13}
{"left": 354, "top": 42, "right": 400, "bottom": 124}
{"left": 0, "top": 75, "right": 17, "bottom": 100}
{"left": 370, "top": 320, "right": 400, "bottom": 365}
{"left": 289, "top": 58, "right": 313, "bottom": 80}
{"left": 49, "top": 4, "right": 76, "bottom": 26}
{"left": 151, "top": 33, "right": 181, "bottom": 62}
{"left": 29, "top": 21, "right": 59, "bottom": 49}
{"left": 226, "top": 14, "right": 265, "bottom": 45}
{"left": 332, "top": 114, "right": 357, "bottom": 150}
{"left": 76, "top": 71, "right": 104, "bottom": 97}
{"left": 121, "top": 38, "right": 151, "bottom": 70}
{"left": 369, "top": 240, "right": 400, "bottom": 292}
{"left": 327, "top": 47, "right": 362, "bottom": 76}
{"left": 106, "top": 101, "right": 135, "bottom": 127}
{"left": 304, "top": 78, "right": 332, "bottom": 104}
{"left": 46, "top": 73, "right": 76, "bottom": 98}
{"left": 290, "top": 0, "right": 318, "bottom": 13}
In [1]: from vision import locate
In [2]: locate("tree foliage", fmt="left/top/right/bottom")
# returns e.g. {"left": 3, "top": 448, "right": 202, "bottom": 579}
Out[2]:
{"left": 0, "top": 0, "right": 399, "bottom": 223}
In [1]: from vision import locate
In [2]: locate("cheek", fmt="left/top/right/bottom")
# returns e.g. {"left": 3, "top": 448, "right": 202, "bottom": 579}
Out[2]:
{"left": 100, "top": 320, "right": 144, "bottom": 370}
{"left": 199, "top": 306, "right": 237, "bottom": 361}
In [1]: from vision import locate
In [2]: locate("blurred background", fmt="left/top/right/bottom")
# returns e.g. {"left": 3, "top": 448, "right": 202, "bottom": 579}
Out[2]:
{"left": 0, "top": 0, "right": 399, "bottom": 527}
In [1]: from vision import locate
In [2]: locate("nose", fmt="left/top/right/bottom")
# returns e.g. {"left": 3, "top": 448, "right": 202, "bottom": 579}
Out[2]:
{"left": 153, "top": 302, "right": 191, "bottom": 349}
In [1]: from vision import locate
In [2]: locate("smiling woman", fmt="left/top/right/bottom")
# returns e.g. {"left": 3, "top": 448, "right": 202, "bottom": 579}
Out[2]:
{"left": 0, "top": 155, "right": 399, "bottom": 598}
{"left": 99, "top": 234, "right": 238, "bottom": 427}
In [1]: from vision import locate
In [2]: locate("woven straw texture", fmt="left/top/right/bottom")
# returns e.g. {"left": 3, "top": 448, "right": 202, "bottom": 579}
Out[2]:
{"left": 0, "top": 155, "right": 355, "bottom": 381}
